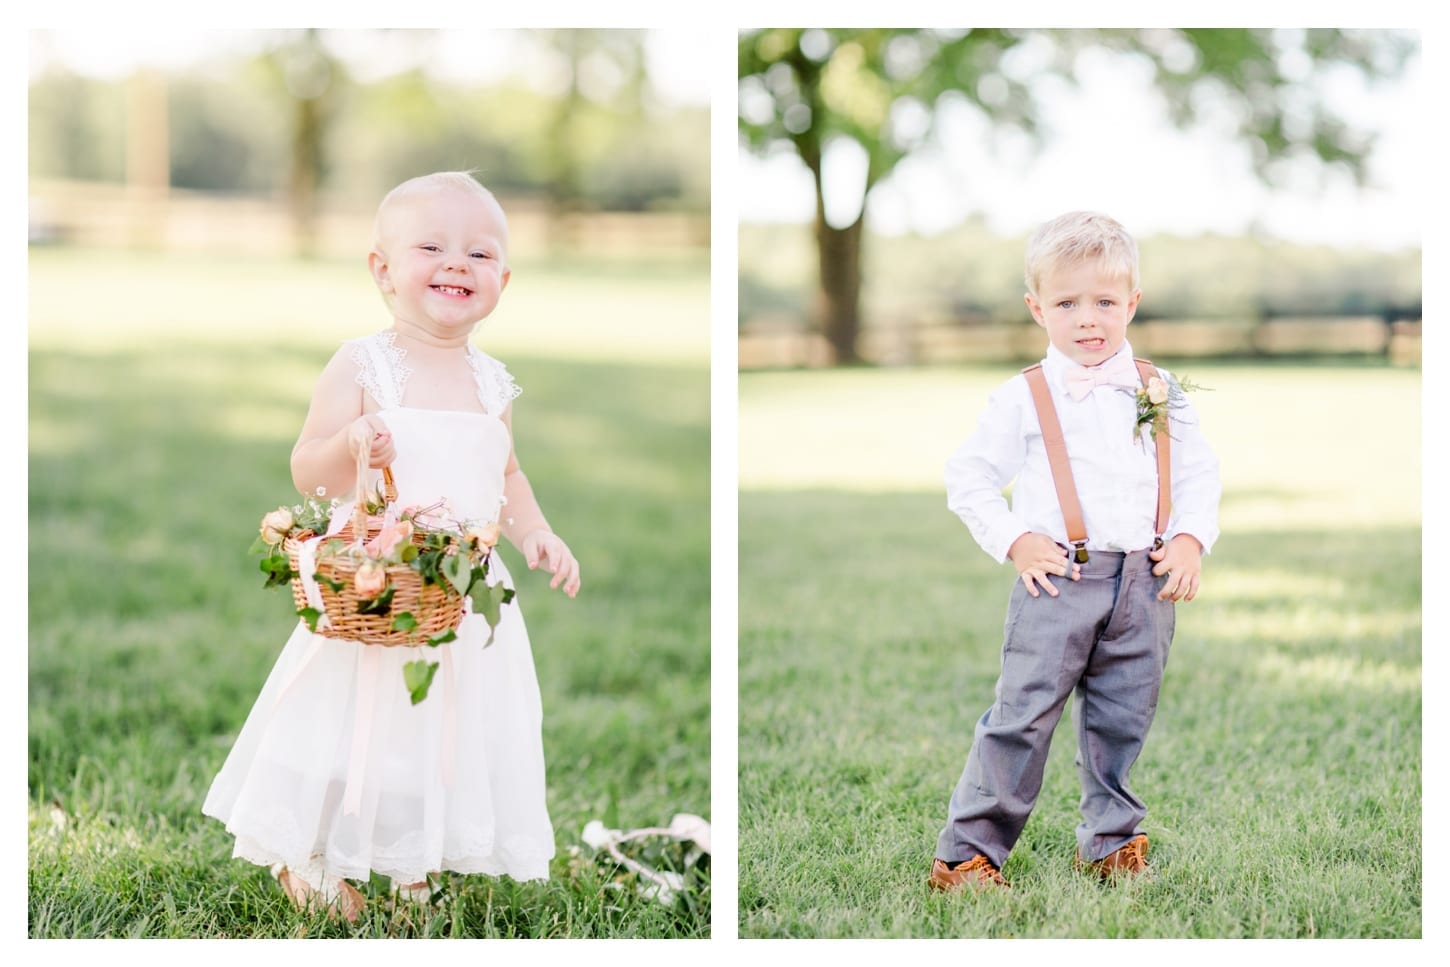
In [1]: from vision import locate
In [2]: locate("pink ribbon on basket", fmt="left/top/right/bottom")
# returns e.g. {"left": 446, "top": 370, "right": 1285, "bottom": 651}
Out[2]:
{"left": 271, "top": 493, "right": 460, "bottom": 818}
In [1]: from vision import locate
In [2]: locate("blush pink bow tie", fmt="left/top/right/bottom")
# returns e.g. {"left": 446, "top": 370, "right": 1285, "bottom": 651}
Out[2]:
{"left": 1063, "top": 356, "right": 1139, "bottom": 401}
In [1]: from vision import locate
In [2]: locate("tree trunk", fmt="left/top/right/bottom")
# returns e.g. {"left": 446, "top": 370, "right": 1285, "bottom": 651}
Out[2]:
{"left": 814, "top": 205, "right": 865, "bottom": 365}
{"left": 290, "top": 94, "right": 321, "bottom": 259}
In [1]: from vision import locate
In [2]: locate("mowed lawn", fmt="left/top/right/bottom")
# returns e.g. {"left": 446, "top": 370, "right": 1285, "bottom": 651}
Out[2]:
{"left": 738, "top": 361, "right": 1421, "bottom": 938}
{"left": 28, "top": 248, "right": 711, "bottom": 938}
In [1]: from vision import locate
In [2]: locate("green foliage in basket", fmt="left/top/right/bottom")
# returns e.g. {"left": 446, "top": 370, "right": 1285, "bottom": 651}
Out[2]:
{"left": 250, "top": 488, "right": 514, "bottom": 704}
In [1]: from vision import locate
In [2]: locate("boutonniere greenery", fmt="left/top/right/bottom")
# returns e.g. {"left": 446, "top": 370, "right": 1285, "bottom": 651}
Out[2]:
{"left": 1128, "top": 374, "right": 1208, "bottom": 445}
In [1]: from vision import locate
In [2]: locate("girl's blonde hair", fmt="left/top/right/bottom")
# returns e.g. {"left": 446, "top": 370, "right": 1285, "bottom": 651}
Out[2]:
{"left": 1024, "top": 211, "right": 1138, "bottom": 296}
{"left": 371, "top": 170, "right": 510, "bottom": 260}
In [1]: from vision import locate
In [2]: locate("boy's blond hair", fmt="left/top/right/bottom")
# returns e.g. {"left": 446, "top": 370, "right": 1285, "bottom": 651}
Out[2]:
{"left": 371, "top": 170, "right": 510, "bottom": 263}
{"left": 1024, "top": 211, "right": 1138, "bottom": 296}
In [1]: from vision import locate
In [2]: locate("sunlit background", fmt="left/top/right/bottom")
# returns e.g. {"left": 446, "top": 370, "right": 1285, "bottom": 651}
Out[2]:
{"left": 737, "top": 27, "right": 1421, "bottom": 371}
{"left": 29, "top": 27, "right": 711, "bottom": 360}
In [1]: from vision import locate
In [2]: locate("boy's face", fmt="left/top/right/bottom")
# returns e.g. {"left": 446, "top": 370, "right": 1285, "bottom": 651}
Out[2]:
{"left": 1025, "top": 258, "right": 1141, "bottom": 368}
{"left": 369, "top": 188, "right": 511, "bottom": 337}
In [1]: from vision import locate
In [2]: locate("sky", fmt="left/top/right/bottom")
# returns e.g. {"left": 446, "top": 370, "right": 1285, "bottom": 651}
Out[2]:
{"left": 739, "top": 30, "right": 1423, "bottom": 251}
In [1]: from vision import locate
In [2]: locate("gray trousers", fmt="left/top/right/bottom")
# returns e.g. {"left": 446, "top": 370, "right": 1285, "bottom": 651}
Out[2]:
{"left": 936, "top": 548, "right": 1175, "bottom": 868}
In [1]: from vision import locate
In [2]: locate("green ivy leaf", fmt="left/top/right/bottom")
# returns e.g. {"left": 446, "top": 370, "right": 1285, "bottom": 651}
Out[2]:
{"left": 414, "top": 547, "right": 445, "bottom": 587}
{"left": 356, "top": 585, "right": 396, "bottom": 616}
{"left": 472, "top": 582, "right": 507, "bottom": 626}
{"left": 318, "top": 574, "right": 347, "bottom": 594}
{"left": 260, "top": 553, "right": 296, "bottom": 589}
{"left": 441, "top": 551, "right": 472, "bottom": 596}
{"left": 391, "top": 612, "right": 418, "bottom": 632}
{"left": 400, "top": 544, "right": 419, "bottom": 564}
{"left": 427, "top": 628, "right": 458, "bottom": 648}
{"left": 296, "top": 607, "right": 322, "bottom": 632}
{"left": 403, "top": 660, "right": 439, "bottom": 705}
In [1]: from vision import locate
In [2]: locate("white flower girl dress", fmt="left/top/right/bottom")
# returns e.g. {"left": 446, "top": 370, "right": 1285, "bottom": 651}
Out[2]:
{"left": 204, "top": 330, "right": 554, "bottom": 894}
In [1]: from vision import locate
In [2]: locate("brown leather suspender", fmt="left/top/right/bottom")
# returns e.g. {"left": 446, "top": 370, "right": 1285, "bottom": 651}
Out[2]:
{"left": 1020, "top": 358, "right": 1170, "bottom": 562}
{"left": 1022, "top": 363, "right": 1090, "bottom": 562}
{"left": 1131, "top": 358, "right": 1172, "bottom": 544}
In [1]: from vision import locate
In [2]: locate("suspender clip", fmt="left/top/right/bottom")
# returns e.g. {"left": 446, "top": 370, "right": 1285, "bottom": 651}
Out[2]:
{"left": 1151, "top": 535, "right": 1164, "bottom": 551}
{"left": 1073, "top": 541, "right": 1089, "bottom": 564}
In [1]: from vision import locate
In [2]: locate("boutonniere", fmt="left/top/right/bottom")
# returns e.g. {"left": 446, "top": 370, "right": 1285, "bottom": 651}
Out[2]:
{"left": 1129, "top": 374, "right": 1208, "bottom": 445}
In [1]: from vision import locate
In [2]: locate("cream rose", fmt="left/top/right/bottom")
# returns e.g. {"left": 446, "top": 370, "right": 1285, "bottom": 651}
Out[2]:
{"left": 1146, "top": 377, "right": 1169, "bottom": 405}
{"left": 260, "top": 507, "right": 294, "bottom": 545}
{"left": 354, "top": 561, "right": 388, "bottom": 598}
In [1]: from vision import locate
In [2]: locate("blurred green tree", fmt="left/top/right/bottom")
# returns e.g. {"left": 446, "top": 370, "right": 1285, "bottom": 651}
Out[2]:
{"left": 256, "top": 28, "right": 347, "bottom": 258}
{"left": 738, "top": 27, "right": 1415, "bottom": 364}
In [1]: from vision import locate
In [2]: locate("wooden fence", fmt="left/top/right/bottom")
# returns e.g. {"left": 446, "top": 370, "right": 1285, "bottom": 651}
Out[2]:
{"left": 739, "top": 314, "right": 1422, "bottom": 369}
{"left": 27, "top": 179, "right": 708, "bottom": 259}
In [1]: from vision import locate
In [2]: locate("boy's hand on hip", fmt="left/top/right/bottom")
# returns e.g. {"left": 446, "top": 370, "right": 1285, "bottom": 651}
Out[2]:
{"left": 1007, "top": 532, "right": 1081, "bottom": 599}
{"left": 1150, "top": 534, "right": 1203, "bottom": 602}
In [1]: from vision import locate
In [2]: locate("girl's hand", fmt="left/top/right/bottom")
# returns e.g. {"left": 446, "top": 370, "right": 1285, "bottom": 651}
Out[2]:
{"left": 347, "top": 414, "right": 396, "bottom": 469}
{"left": 1006, "top": 531, "right": 1081, "bottom": 599}
{"left": 520, "top": 529, "right": 580, "bottom": 598}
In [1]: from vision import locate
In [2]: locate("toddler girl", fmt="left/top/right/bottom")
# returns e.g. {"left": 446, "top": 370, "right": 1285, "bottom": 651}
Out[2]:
{"left": 204, "top": 171, "right": 580, "bottom": 921}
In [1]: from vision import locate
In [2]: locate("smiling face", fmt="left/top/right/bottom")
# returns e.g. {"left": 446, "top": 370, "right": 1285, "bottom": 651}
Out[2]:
{"left": 368, "top": 186, "right": 511, "bottom": 338}
{"left": 1024, "top": 257, "right": 1142, "bottom": 367}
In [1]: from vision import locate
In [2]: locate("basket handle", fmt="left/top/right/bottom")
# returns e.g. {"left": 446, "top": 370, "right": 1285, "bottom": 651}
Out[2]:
{"left": 350, "top": 435, "right": 398, "bottom": 539}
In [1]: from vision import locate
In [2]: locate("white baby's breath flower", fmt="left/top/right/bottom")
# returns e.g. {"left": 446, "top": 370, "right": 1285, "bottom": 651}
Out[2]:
{"left": 315, "top": 486, "right": 327, "bottom": 497}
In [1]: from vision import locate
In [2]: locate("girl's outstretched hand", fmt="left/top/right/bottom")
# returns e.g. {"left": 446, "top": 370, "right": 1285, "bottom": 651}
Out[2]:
{"left": 347, "top": 414, "right": 396, "bottom": 469}
{"left": 520, "top": 530, "right": 581, "bottom": 598}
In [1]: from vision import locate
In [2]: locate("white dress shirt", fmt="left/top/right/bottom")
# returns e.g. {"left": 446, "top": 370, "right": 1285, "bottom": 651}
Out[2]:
{"left": 945, "top": 342, "right": 1221, "bottom": 563}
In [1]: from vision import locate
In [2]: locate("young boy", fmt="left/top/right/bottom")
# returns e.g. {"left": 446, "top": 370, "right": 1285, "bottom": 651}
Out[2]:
{"left": 929, "top": 211, "right": 1220, "bottom": 891}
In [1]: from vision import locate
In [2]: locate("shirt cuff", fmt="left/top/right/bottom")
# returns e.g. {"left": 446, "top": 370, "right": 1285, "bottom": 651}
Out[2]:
{"left": 1164, "top": 519, "right": 1218, "bottom": 556}
{"left": 987, "top": 520, "right": 1033, "bottom": 564}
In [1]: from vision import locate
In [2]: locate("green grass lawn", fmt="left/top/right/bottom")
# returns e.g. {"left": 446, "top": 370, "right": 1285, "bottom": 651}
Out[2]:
{"left": 28, "top": 249, "right": 710, "bottom": 938}
{"left": 739, "top": 361, "right": 1421, "bottom": 938}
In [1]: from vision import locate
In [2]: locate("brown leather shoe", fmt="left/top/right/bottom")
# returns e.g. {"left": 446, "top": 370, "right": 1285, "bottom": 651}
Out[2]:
{"left": 1074, "top": 834, "right": 1151, "bottom": 880}
{"left": 928, "top": 855, "right": 1009, "bottom": 892}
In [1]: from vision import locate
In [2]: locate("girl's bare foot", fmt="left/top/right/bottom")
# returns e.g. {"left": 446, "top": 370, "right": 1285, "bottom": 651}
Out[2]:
{"left": 273, "top": 865, "right": 365, "bottom": 923}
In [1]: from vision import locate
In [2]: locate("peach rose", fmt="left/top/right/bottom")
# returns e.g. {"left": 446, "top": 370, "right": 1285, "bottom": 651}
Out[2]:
{"left": 260, "top": 507, "right": 294, "bottom": 545}
{"left": 354, "top": 561, "right": 388, "bottom": 598}
{"left": 1146, "top": 377, "right": 1169, "bottom": 405}
{"left": 467, "top": 522, "right": 502, "bottom": 550}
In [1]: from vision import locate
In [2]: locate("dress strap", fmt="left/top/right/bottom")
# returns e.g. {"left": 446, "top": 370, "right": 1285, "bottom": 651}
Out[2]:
{"left": 466, "top": 345, "right": 522, "bottom": 417}
{"left": 351, "top": 331, "right": 411, "bottom": 410}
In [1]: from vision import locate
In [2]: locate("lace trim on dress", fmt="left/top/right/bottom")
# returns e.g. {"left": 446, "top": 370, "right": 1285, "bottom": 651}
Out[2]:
{"left": 351, "top": 331, "right": 412, "bottom": 410}
{"left": 466, "top": 346, "right": 523, "bottom": 417}
{"left": 351, "top": 330, "right": 519, "bottom": 415}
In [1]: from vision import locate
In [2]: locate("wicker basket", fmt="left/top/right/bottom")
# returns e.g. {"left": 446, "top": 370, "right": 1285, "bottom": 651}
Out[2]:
{"left": 285, "top": 462, "right": 469, "bottom": 647}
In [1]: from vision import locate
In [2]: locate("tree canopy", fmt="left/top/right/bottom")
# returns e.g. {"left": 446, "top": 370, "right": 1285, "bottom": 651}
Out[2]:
{"left": 738, "top": 27, "right": 1416, "bottom": 364}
